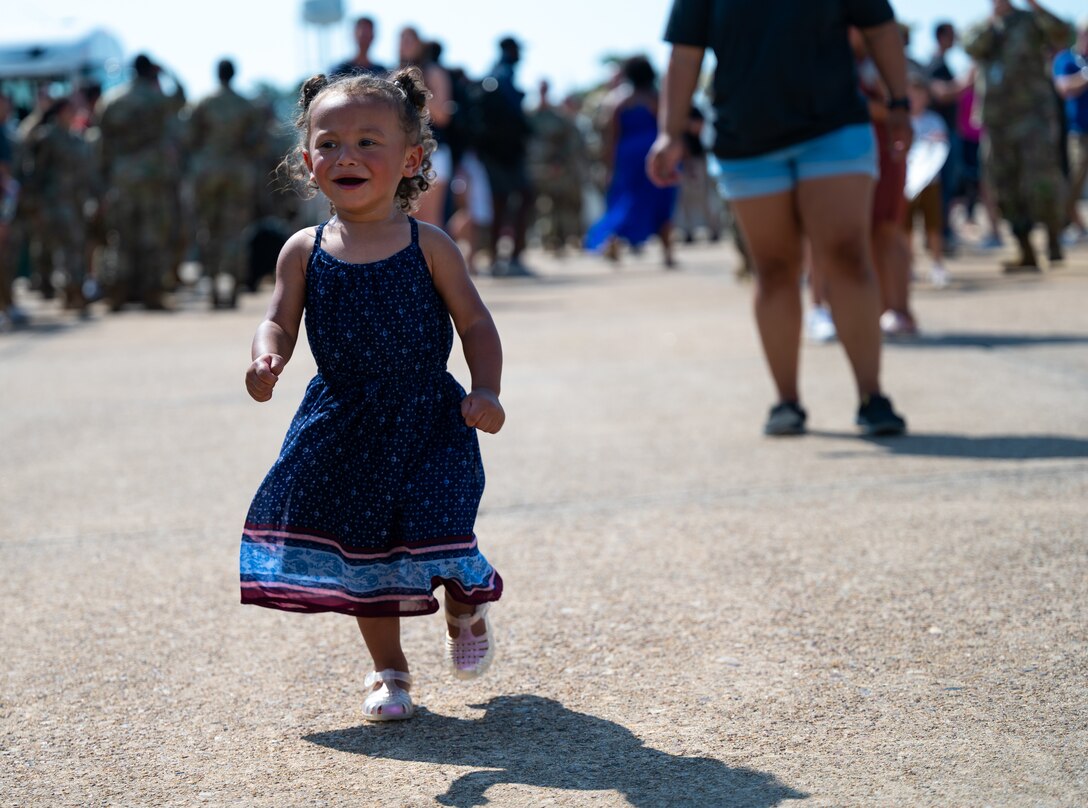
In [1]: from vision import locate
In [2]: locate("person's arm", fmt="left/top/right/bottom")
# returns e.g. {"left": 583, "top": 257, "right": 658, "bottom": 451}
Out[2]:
{"left": 860, "top": 20, "right": 913, "bottom": 158}
{"left": 421, "top": 223, "right": 505, "bottom": 434}
{"left": 1025, "top": 0, "right": 1074, "bottom": 50}
{"left": 647, "top": 44, "right": 704, "bottom": 186}
{"left": 245, "top": 229, "right": 310, "bottom": 402}
{"left": 962, "top": 20, "right": 998, "bottom": 62}
{"left": 929, "top": 65, "right": 973, "bottom": 107}
{"left": 1054, "top": 54, "right": 1088, "bottom": 99}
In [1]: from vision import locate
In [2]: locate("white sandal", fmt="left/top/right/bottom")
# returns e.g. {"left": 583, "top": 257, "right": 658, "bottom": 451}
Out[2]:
{"left": 362, "top": 669, "right": 415, "bottom": 722}
{"left": 445, "top": 602, "right": 494, "bottom": 680}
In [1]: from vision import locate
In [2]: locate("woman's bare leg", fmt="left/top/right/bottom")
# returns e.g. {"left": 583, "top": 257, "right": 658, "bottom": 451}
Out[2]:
{"left": 730, "top": 190, "right": 805, "bottom": 403}
{"left": 796, "top": 174, "right": 884, "bottom": 396}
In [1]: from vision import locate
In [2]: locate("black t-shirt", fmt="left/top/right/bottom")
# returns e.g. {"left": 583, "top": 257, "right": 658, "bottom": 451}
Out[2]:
{"left": 328, "top": 60, "right": 387, "bottom": 79}
{"left": 664, "top": 0, "right": 895, "bottom": 158}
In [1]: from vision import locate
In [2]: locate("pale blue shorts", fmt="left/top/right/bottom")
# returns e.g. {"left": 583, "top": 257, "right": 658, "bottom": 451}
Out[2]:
{"left": 712, "top": 123, "right": 878, "bottom": 200}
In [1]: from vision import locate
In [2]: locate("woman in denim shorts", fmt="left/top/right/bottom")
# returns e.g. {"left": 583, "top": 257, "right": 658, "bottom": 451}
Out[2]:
{"left": 649, "top": 0, "right": 910, "bottom": 437}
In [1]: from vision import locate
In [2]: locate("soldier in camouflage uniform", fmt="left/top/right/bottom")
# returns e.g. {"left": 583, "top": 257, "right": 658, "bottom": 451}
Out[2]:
{"left": 964, "top": 0, "right": 1072, "bottom": 270}
{"left": 528, "top": 81, "right": 587, "bottom": 254}
{"left": 95, "top": 54, "right": 185, "bottom": 310}
{"left": 20, "top": 97, "right": 94, "bottom": 314}
{"left": 186, "top": 59, "right": 262, "bottom": 308}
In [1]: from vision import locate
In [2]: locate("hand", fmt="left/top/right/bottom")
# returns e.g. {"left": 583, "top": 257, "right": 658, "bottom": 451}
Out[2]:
{"left": 461, "top": 388, "right": 505, "bottom": 434}
{"left": 886, "top": 108, "right": 913, "bottom": 162}
{"left": 646, "top": 133, "right": 685, "bottom": 187}
{"left": 246, "top": 353, "right": 286, "bottom": 402}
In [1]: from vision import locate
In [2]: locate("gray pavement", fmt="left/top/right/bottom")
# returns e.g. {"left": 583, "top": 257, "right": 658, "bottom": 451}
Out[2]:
{"left": 2, "top": 232, "right": 1086, "bottom": 807}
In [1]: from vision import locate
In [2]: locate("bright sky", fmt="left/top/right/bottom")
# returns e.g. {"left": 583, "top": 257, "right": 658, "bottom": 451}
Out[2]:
{"left": 13, "top": 0, "right": 1087, "bottom": 103}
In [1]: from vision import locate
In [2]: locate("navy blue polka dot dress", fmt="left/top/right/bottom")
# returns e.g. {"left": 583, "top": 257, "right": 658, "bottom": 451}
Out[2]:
{"left": 240, "top": 217, "right": 503, "bottom": 617}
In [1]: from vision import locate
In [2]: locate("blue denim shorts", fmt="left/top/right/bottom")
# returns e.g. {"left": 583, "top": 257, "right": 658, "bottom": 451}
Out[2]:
{"left": 712, "top": 123, "right": 878, "bottom": 200}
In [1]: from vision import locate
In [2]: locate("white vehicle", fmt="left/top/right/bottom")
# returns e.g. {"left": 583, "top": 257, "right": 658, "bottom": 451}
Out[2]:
{"left": 0, "top": 22, "right": 124, "bottom": 113}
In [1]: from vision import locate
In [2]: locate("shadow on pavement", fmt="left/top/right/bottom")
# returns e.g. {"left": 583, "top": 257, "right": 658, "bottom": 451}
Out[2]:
{"left": 814, "top": 432, "right": 1088, "bottom": 460}
{"left": 305, "top": 694, "right": 807, "bottom": 808}
{"left": 884, "top": 331, "right": 1088, "bottom": 349}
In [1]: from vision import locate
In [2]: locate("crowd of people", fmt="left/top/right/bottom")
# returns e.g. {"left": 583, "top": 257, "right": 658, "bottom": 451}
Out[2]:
{"left": 0, "top": 3, "right": 1086, "bottom": 334}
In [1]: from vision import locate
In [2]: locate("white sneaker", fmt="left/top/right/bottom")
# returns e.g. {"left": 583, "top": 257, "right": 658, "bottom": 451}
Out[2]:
{"left": 805, "top": 305, "right": 837, "bottom": 343}
{"left": 929, "top": 263, "right": 950, "bottom": 288}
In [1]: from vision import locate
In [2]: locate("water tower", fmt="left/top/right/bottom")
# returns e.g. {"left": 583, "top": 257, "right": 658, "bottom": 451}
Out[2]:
{"left": 301, "top": 0, "right": 344, "bottom": 75}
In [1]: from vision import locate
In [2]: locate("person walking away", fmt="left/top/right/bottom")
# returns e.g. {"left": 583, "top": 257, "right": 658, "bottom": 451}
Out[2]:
{"left": 649, "top": 0, "right": 909, "bottom": 437}
{"left": 586, "top": 55, "right": 677, "bottom": 267}
{"left": 241, "top": 68, "right": 505, "bottom": 722}
{"left": 963, "top": 0, "right": 1072, "bottom": 272}
{"left": 186, "top": 59, "right": 263, "bottom": 308}
{"left": 1052, "top": 17, "right": 1088, "bottom": 244}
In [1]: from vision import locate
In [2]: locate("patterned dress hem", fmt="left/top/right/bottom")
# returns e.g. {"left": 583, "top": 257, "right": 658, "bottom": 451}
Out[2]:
{"left": 240, "top": 571, "right": 503, "bottom": 617}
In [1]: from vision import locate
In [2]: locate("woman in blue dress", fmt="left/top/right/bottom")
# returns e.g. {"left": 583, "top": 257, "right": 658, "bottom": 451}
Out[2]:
{"left": 586, "top": 56, "right": 678, "bottom": 267}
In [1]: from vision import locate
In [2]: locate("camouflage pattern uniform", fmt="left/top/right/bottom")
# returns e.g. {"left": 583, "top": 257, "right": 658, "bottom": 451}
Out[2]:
{"left": 22, "top": 120, "right": 93, "bottom": 309}
{"left": 186, "top": 85, "right": 262, "bottom": 307}
{"left": 95, "top": 77, "right": 184, "bottom": 309}
{"left": 528, "top": 105, "right": 587, "bottom": 253}
{"left": 964, "top": 7, "right": 1072, "bottom": 259}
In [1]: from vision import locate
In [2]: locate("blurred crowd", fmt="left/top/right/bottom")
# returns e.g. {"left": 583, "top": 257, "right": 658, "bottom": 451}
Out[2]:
{"left": 0, "top": 4, "right": 1086, "bottom": 331}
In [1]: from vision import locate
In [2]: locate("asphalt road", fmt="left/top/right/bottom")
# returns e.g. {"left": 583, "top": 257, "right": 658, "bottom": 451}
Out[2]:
{"left": 2, "top": 231, "right": 1086, "bottom": 807}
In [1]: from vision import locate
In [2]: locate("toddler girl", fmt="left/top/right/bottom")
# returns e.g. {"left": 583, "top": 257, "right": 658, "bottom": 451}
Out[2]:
{"left": 241, "top": 67, "right": 505, "bottom": 721}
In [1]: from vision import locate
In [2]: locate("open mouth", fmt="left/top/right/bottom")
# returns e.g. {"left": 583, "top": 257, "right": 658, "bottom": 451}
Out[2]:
{"left": 334, "top": 177, "right": 366, "bottom": 188}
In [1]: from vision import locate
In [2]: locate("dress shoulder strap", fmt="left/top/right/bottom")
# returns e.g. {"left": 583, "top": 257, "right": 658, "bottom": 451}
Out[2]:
{"left": 313, "top": 221, "right": 327, "bottom": 250}
{"left": 408, "top": 216, "right": 419, "bottom": 246}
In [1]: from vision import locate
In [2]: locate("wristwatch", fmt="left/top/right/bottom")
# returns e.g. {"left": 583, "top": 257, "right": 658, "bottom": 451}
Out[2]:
{"left": 886, "top": 96, "right": 911, "bottom": 111}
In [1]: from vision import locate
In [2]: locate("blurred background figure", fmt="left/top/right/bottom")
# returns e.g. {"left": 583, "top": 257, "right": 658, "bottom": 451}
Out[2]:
{"left": 0, "top": 92, "right": 22, "bottom": 329}
{"left": 851, "top": 26, "right": 915, "bottom": 337}
{"left": 672, "top": 104, "right": 723, "bottom": 245}
{"left": 399, "top": 28, "right": 454, "bottom": 229}
{"left": 1052, "top": 17, "right": 1088, "bottom": 244}
{"left": 585, "top": 55, "right": 677, "bottom": 268}
{"left": 904, "top": 69, "right": 951, "bottom": 288}
{"left": 926, "top": 21, "right": 969, "bottom": 255}
{"left": 475, "top": 36, "right": 535, "bottom": 276}
{"left": 185, "top": 58, "right": 262, "bottom": 308}
{"left": 328, "top": 16, "right": 386, "bottom": 78}
{"left": 956, "top": 70, "right": 1006, "bottom": 249}
{"left": 18, "top": 96, "right": 93, "bottom": 315}
{"left": 527, "top": 80, "right": 587, "bottom": 256}
{"left": 964, "top": 0, "right": 1071, "bottom": 272}
{"left": 95, "top": 53, "right": 186, "bottom": 310}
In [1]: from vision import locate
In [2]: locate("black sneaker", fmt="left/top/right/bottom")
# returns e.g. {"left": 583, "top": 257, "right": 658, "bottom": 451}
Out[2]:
{"left": 856, "top": 393, "right": 906, "bottom": 436}
{"left": 764, "top": 401, "right": 807, "bottom": 436}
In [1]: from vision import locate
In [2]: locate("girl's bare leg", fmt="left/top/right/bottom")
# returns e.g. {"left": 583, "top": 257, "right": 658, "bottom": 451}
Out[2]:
{"left": 356, "top": 617, "right": 410, "bottom": 680}
{"left": 444, "top": 592, "right": 488, "bottom": 639}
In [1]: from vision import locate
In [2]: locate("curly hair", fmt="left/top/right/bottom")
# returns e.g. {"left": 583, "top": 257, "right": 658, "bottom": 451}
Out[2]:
{"left": 278, "top": 66, "right": 436, "bottom": 213}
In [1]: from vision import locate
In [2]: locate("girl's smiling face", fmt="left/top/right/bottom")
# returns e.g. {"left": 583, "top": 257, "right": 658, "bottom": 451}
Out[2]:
{"left": 303, "top": 92, "right": 423, "bottom": 218}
